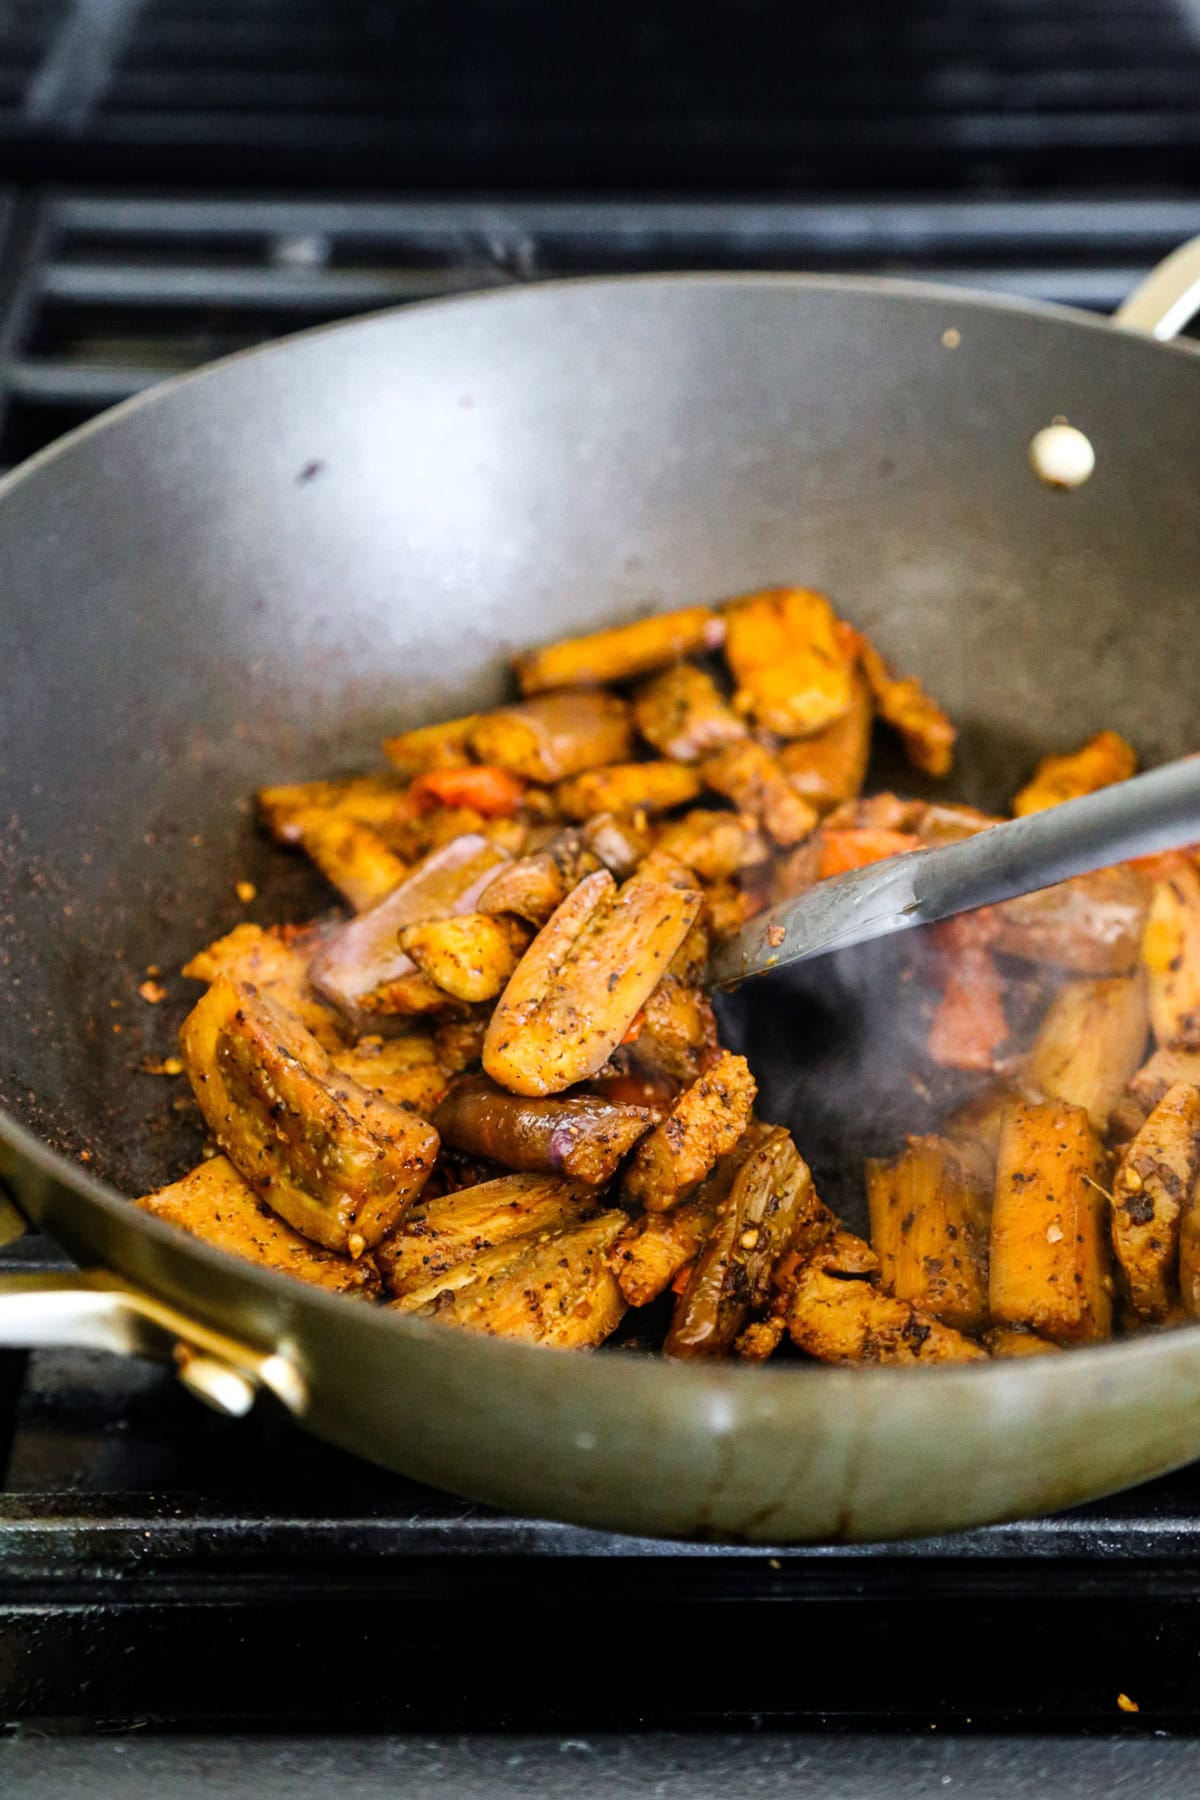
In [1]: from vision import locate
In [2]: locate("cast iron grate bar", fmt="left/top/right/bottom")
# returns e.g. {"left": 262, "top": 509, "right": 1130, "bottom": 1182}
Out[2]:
{"left": 0, "top": 189, "right": 1196, "bottom": 465}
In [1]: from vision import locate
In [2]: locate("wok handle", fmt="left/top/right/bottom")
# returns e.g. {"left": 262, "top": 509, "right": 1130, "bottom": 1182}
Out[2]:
{"left": 0, "top": 1264, "right": 308, "bottom": 1419}
{"left": 1114, "top": 236, "right": 1200, "bottom": 341}
{"left": 0, "top": 1184, "right": 25, "bottom": 1250}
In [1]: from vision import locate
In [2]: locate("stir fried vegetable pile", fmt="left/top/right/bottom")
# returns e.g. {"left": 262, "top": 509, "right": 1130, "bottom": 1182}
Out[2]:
{"left": 140, "top": 587, "right": 1200, "bottom": 1363}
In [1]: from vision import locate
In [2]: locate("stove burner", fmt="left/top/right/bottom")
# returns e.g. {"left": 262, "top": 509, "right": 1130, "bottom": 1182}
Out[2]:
{"left": 3, "top": 172, "right": 1200, "bottom": 1733}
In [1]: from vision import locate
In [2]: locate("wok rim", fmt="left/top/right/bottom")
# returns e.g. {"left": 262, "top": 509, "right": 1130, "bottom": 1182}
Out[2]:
{"left": 4, "top": 266, "right": 1200, "bottom": 1415}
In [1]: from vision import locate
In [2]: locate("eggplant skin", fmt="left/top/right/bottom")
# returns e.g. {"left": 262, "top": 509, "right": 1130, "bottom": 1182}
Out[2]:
{"left": 434, "top": 1074, "right": 656, "bottom": 1185}
{"left": 666, "top": 1126, "right": 832, "bottom": 1358}
{"left": 309, "top": 833, "right": 511, "bottom": 1020}
{"left": 180, "top": 973, "right": 439, "bottom": 1255}
{"left": 138, "top": 1155, "right": 382, "bottom": 1299}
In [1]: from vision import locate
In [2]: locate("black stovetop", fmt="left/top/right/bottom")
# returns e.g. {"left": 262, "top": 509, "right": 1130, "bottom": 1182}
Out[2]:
{"left": 6, "top": 1214, "right": 1200, "bottom": 1736}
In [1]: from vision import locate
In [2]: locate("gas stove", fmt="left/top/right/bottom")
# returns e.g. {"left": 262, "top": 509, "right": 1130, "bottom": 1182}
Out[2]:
{"left": 5, "top": 0, "right": 1200, "bottom": 1771}
{"left": 3, "top": 189, "right": 1200, "bottom": 1743}
{"left": 8, "top": 1213, "right": 1200, "bottom": 1740}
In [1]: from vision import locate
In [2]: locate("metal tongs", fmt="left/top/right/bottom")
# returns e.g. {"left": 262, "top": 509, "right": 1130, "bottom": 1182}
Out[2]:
{"left": 711, "top": 756, "right": 1200, "bottom": 987}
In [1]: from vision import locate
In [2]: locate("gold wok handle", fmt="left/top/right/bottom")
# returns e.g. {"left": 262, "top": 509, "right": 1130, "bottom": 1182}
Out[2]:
{"left": 0, "top": 1179, "right": 306, "bottom": 1419}
{"left": 0, "top": 1267, "right": 308, "bottom": 1417}
{"left": 1114, "top": 236, "right": 1200, "bottom": 340}
{"left": 0, "top": 1183, "right": 25, "bottom": 1250}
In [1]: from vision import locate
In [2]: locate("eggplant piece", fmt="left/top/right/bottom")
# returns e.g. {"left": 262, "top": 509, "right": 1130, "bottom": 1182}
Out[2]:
{"left": 778, "top": 666, "right": 874, "bottom": 813}
{"left": 388, "top": 807, "right": 527, "bottom": 866}
{"left": 823, "top": 792, "right": 927, "bottom": 834}
{"left": 330, "top": 1033, "right": 450, "bottom": 1117}
{"left": 476, "top": 829, "right": 600, "bottom": 926}
{"left": 555, "top": 760, "right": 703, "bottom": 821}
{"left": 633, "top": 663, "right": 747, "bottom": 763}
{"left": 434, "top": 1074, "right": 656, "bottom": 1185}
{"left": 581, "top": 811, "right": 657, "bottom": 878}
{"left": 259, "top": 772, "right": 411, "bottom": 838}
{"left": 1143, "top": 862, "right": 1200, "bottom": 1049}
{"left": 483, "top": 867, "right": 703, "bottom": 1097}
{"left": 865, "top": 1135, "right": 991, "bottom": 1333}
{"left": 1111, "top": 1047, "right": 1200, "bottom": 1144}
{"left": 942, "top": 1082, "right": 1021, "bottom": 1176}
{"left": 468, "top": 690, "right": 634, "bottom": 783}
{"left": 915, "top": 803, "right": 1003, "bottom": 846}
{"left": 722, "top": 587, "right": 855, "bottom": 738}
{"left": 381, "top": 713, "right": 480, "bottom": 775}
{"left": 611, "top": 1187, "right": 725, "bottom": 1307}
{"left": 1110, "top": 1081, "right": 1200, "bottom": 1322}
{"left": 180, "top": 974, "right": 438, "bottom": 1254}
{"left": 927, "top": 947, "right": 1009, "bottom": 1074}
{"left": 432, "top": 1010, "right": 491, "bottom": 1074}
{"left": 666, "top": 1126, "right": 833, "bottom": 1358}
{"left": 630, "top": 918, "right": 719, "bottom": 1084}
{"left": 273, "top": 809, "right": 409, "bottom": 911}
{"left": 704, "top": 879, "right": 770, "bottom": 940}
{"left": 993, "top": 865, "right": 1149, "bottom": 976}
{"left": 1025, "top": 973, "right": 1149, "bottom": 1133}
{"left": 989, "top": 1097, "right": 1112, "bottom": 1345}
{"left": 420, "top": 1210, "right": 629, "bottom": 1348}
{"left": 477, "top": 853, "right": 570, "bottom": 926}
{"left": 1178, "top": 1169, "right": 1200, "bottom": 1322}
{"left": 1012, "top": 729, "right": 1137, "bottom": 817}
{"left": 138, "top": 1155, "right": 382, "bottom": 1299}
{"left": 399, "top": 913, "right": 531, "bottom": 1003}
{"left": 787, "top": 1231, "right": 986, "bottom": 1366}
{"left": 700, "top": 738, "right": 819, "bottom": 846}
{"left": 182, "top": 922, "right": 346, "bottom": 1049}
{"left": 310, "top": 833, "right": 510, "bottom": 1021}
{"left": 854, "top": 633, "right": 956, "bottom": 778}
{"left": 377, "top": 1170, "right": 595, "bottom": 1302}
{"left": 768, "top": 836, "right": 823, "bottom": 909}
{"left": 513, "top": 605, "right": 724, "bottom": 695}
{"left": 655, "top": 809, "right": 770, "bottom": 882}
{"left": 731, "top": 1273, "right": 797, "bottom": 1361}
{"left": 623, "top": 1050, "right": 757, "bottom": 1211}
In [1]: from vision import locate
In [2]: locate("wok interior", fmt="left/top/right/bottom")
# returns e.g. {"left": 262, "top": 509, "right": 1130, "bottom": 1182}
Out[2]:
{"left": 3, "top": 279, "right": 1200, "bottom": 1225}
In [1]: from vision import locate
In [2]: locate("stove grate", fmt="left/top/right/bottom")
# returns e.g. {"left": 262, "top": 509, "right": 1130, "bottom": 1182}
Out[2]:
{"left": 0, "top": 189, "right": 1197, "bottom": 464}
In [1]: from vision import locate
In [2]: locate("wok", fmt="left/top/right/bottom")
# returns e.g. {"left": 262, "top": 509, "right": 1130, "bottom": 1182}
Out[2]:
{"left": 3, "top": 242, "right": 1200, "bottom": 1543}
